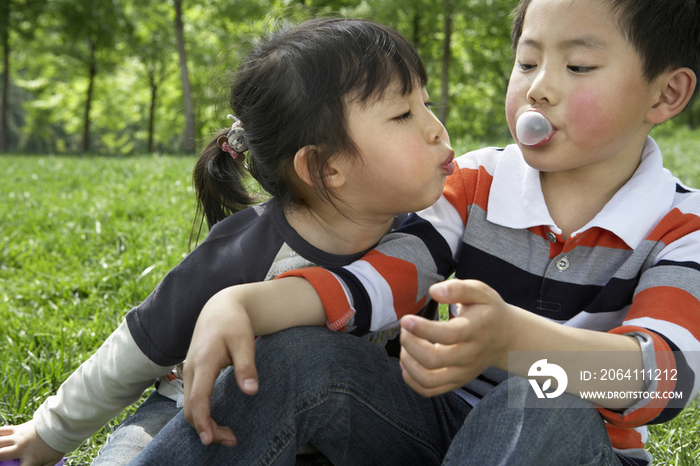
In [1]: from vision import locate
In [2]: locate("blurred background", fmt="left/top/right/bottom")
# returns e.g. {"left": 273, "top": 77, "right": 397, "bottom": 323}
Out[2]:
{"left": 2, "top": 0, "right": 696, "bottom": 157}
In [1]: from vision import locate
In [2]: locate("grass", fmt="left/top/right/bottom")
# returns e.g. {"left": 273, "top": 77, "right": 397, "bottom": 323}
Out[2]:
{"left": 0, "top": 154, "right": 196, "bottom": 463}
{"left": 1, "top": 128, "right": 700, "bottom": 464}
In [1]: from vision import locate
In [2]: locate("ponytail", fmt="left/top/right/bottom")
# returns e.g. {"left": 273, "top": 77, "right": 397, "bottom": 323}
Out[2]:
{"left": 191, "top": 129, "right": 255, "bottom": 242}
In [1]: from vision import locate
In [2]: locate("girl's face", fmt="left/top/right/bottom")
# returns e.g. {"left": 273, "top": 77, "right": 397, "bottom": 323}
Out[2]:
{"left": 339, "top": 83, "right": 454, "bottom": 218}
{"left": 505, "top": 0, "right": 660, "bottom": 178}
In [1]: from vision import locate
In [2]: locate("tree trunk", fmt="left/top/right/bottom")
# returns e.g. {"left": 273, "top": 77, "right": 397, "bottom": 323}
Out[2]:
{"left": 412, "top": 10, "right": 420, "bottom": 50}
{"left": 82, "top": 41, "right": 96, "bottom": 153}
{"left": 174, "top": 0, "right": 196, "bottom": 153}
{"left": 148, "top": 77, "right": 157, "bottom": 153}
{"left": 438, "top": 1, "right": 452, "bottom": 125}
{"left": 1, "top": 0, "right": 10, "bottom": 152}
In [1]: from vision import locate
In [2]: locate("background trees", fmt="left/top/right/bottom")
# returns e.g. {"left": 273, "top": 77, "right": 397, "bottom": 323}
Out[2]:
{"left": 0, "top": 0, "right": 696, "bottom": 155}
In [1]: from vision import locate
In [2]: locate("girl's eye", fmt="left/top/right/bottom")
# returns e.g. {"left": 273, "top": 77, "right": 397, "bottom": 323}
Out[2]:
{"left": 394, "top": 111, "right": 413, "bottom": 122}
{"left": 517, "top": 62, "right": 536, "bottom": 71}
{"left": 394, "top": 101, "right": 437, "bottom": 121}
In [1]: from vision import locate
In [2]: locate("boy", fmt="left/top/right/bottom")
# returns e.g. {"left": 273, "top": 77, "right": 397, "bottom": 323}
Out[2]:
{"left": 133, "top": 0, "right": 700, "bottom": 464}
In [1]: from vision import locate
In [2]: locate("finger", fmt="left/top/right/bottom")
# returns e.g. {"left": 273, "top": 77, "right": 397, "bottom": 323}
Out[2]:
{"left": 400, "top": 342, "right": 451, "bottom": 389}
{"left": 0, "top": 435, "right": 14, "bottom": 448}
{"left": 185, "top": 364, "right": 221, "bottom": 444}
{"left": 401, "top": 328, "right": 484, "bottom": 389}
{"left": 400, "top": 351, "right": 462, "bottom": 397}
{"left": 0, "top": 445, "right": 19, "bottom": 461}
{"left": 401, "top": 314, "right": 473, "bottom": 347}
{"left": 429, "top": 279, "right": 495, "bottom": 306}
{"left": 0, "top": 442, "right": 17, "bottom": 456}
{"left": 400, "top": 325, "right": 458, "bottom": 370}
{"left": 209, "top": 421, "right": 237, "bottom": 447}
{"left": 229, "top": 329, "right": 259, "bottom": 396}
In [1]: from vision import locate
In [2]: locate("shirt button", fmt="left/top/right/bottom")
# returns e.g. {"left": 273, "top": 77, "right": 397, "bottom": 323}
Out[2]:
{"left": 546, "top": 232, "right": 557, "bottom": 243}
{"left": 556, "top": 257, "right": 570, "bottom": 271}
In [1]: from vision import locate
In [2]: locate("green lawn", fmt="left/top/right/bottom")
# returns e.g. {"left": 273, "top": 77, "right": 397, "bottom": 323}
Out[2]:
{"left": 1, "top": 129, "right": 700, "bottom": 464}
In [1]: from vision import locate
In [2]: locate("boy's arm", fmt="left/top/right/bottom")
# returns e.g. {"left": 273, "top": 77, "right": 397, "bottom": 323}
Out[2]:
{"left": 399, "top": 280, "right": 646, "bottom": 410}
{"left": 277, "top": 168, "right": 471, "bottom": 334}
{"left": 180, "top": 278, "right": 325, "bottom": 447}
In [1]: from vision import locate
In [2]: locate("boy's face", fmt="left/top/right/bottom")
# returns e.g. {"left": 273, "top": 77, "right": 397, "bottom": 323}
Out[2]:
{"left": 505, "top": 0, "right": 660, "bottom": 176}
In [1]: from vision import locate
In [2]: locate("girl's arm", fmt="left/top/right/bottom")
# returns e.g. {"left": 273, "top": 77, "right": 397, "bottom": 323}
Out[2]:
{"left": 181, "top": 278, "right": 325, "bottom": 446}
{"left": 0, "top": 321, "right": 175, "bottom": 463}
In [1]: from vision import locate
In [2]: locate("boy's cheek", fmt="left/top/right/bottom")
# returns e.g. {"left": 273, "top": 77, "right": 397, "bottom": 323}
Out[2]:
{"left": 504, "top": 88, "right": 520, "bottom": 134}
{"left": 565, "top": 89, "right": 606, "bottom": 139}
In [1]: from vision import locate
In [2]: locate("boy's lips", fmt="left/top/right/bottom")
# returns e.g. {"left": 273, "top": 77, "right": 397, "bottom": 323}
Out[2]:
{"left": 522, "top": 128, "right": 556, "bottom": 148}
{"left": 442, "top": 152, "right": 456, "bottom": 175}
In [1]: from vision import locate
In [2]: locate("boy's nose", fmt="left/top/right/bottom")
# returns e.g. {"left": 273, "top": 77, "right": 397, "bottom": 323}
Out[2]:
{"left": 527, "top": 69, "right": 559, "bottom": 106}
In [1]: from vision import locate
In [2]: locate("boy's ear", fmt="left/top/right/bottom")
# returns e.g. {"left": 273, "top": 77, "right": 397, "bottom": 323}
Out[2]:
{"left": 646, "top": 67, "right": 697, "bottom": 124}
{"left": 293, "top": 146, "right": 346, "bottom": 189}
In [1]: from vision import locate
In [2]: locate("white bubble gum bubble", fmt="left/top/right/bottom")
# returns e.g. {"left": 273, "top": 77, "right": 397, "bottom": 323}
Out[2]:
{"left": 516, "top": 112, "right": 553, "bottom": 146}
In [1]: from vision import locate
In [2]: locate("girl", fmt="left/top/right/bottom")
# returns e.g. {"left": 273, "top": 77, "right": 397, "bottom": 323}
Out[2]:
{"left": 0, "top": 17, "right": 453, "bottom": 466}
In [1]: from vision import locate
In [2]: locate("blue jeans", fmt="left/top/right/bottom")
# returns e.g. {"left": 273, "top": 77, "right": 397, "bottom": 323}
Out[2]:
{"left": 91, "top": 391, "right": 180, "bottom": 465}
{"left": 130, "top": 327, "right": 621, "bottom": 466}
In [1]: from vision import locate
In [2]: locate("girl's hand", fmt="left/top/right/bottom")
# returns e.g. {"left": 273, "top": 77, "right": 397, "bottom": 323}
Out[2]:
{"left": 0, "top": 421, "right": 65, "bottom": 466}
{"left": 399, "top": 279, "right": 516, "bottom": 397}
{"left": 182, "top": 288, "right": 259, "bottom": 448}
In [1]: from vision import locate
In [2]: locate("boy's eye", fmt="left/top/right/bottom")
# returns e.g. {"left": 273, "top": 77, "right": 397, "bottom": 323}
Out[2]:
{"left": 517, "top": 62, "right": 536, "bottom": 71}
{"left": 568, "top": 65, "right": 595, "bottom": 73}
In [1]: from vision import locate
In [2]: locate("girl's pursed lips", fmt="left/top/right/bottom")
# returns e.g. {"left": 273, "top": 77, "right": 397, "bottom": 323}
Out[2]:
{"left": 442, "top": 151, "right": 456, "bottom": 175}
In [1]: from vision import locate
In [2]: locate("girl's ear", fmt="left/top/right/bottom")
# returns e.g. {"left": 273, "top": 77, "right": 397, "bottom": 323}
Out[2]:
{"left": 293, "top": 146, "right": 347, "bottom": 189}
{"left": 646, "top": 67, "right": 697, "bottom": 124}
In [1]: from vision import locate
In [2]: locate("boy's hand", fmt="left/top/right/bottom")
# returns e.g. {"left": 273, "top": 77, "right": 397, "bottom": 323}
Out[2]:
{"left": 399, "top": 279, "right": 515, "bottom": 397}
{"left": 184, "top": 278, "right": 325, "bottom": 447}
{"left": 0, "top": 421, "right": 65, "bottom": 466}
{"left": 182, "top": 288, "right": 259, "bottom": 448}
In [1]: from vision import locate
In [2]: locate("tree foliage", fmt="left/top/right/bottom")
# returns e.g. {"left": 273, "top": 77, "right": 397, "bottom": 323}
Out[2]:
{"left": 1, "top": 0, "right": 697, "bottom": 155}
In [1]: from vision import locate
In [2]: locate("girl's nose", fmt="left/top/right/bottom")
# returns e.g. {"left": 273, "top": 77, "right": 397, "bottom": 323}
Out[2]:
{"left": 427, "top": 110, "right": 447, "bottom": 144}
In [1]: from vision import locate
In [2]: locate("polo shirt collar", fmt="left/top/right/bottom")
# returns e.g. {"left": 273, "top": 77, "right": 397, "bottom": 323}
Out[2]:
{"left": 487, "top": 137, "right": 676, "bottom": 249}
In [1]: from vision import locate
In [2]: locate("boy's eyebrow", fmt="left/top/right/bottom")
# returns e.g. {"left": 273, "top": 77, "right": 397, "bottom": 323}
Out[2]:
{"left": 519, "top": 36, "right": 608, "bottom": 52}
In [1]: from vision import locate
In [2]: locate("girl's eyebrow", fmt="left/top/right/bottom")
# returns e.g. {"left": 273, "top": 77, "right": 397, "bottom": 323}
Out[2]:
{"left": 380, "top": 87, "right": 410, "bottom": 108}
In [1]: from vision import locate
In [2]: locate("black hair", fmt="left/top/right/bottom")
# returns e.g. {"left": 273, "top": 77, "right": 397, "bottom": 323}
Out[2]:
{"left": 192, "top": 18, "right": 427, "bottom": 233}
{"left": 511, "top": 0, "right": 700, "bottom": 91}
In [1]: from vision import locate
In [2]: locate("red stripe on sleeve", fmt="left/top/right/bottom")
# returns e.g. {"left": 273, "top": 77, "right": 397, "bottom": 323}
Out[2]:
{"left": 443, "top": 166, "right": 493, "bottom": 225}
{"left": 362, "top": 250, "right": 427, "bottom": 318}
{"left": 596, "top": 325, "right": 676, "bottom": 427}
{"left": 277, "top": 267, "right": 354, "bottom": 332}
{"left": 627, "top": 287, "right": 700, "bottom": 342}
{"left": 604, "top": 424, "right": 644, "bottom": 450}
